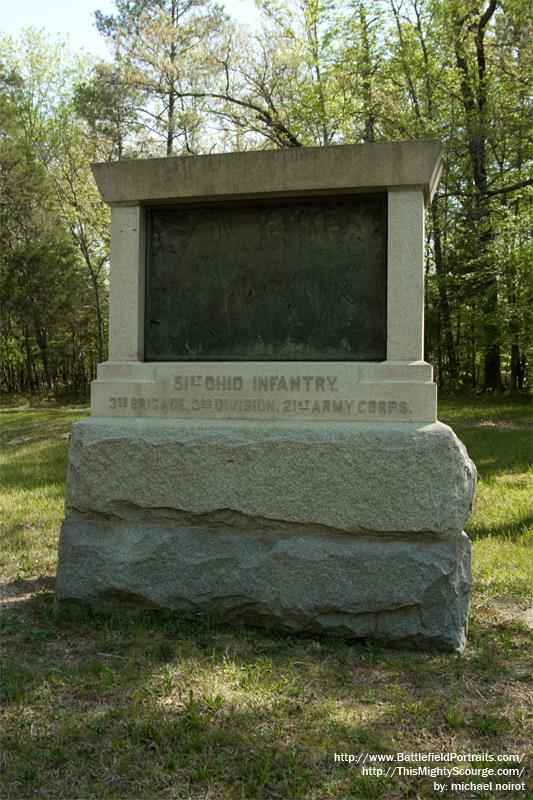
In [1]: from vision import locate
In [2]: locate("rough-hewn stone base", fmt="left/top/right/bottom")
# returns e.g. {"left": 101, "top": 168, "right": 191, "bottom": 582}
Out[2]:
{"left": 55, "top": 418, "right": 476, "bottom": 650}
{"left": 56, "top": 522, "right": 471, "bottom": 650}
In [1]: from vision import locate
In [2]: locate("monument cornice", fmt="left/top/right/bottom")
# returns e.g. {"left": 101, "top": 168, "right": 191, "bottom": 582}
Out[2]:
{"left": 91, "top": 139, "right": 442, "bottom": 206}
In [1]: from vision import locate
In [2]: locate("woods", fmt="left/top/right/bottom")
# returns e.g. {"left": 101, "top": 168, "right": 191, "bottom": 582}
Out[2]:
{"left": 1, "top": 0, "right": 531, "bottom": 398}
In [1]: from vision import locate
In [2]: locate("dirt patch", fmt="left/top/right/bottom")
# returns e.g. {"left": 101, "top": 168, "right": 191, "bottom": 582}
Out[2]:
{"left": 517, "top": 606, "right": 533, "bottom": 628}
{"left": 6, "top": 435, "right": 33, "bottom": 446}
{"left": 488, "top": 598, "right": 533, "bottom": 629}
{"left": 0, "top": 575, "right": 56, "bottom": 607}
{"left": 459, "top": 419, "right": 532, "bottom": 430}
{"left": 7, "top": 430, "right": 70, "bottom": 447}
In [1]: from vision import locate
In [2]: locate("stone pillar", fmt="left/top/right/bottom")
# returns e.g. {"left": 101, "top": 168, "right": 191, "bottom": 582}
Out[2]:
{"left": 108, "top": 205, "right": 145, "bottom": 362}
{"left": 387, "top": 190, "right": 425, "bottom": 362}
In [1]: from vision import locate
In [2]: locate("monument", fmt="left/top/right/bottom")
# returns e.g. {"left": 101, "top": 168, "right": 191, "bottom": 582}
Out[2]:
{"left": 55, "top": 140, "right": 476, "bottom": 651}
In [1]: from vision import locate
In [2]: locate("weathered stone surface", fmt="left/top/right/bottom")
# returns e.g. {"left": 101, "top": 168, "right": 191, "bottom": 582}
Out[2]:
{"left": 92, "top": 139, "right": 442, "bottom": 206}
{"left": 68, "top": 141, "right": 473, "bottom": 650}
{"left": 55, "top": 523, "right": 471, "bottom": 651}
{"left": 56, "top": 417, "right": 475, "bottom": 650}
{"left": 90, "top": 360, "right": 439, "bottom": 423}
{"left": 63, "top": 418, "right": 476, "bottom": 536}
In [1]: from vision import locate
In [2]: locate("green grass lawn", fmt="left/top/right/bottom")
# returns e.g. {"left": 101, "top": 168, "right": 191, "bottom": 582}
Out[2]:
{"left": 1, "top": 398, "right": 531, "bottom": 800}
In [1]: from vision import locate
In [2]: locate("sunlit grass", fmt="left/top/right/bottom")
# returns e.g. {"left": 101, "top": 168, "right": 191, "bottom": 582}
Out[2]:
{"left": 444, "top": 411, "right": 533, "bottom": 607}
{"left": 0, "top": 398, "right": 531, "bottom": 799}
{"left": 439, "top": 392, "right": 532, "bottom": 423}
{"left": 0, "top": 408, "right": 87, "bottom": 582}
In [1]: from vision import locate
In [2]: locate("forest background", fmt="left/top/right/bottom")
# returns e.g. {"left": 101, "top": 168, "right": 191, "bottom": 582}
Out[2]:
{"left": 0, "top": 0, "right": 531, "bottom": 399}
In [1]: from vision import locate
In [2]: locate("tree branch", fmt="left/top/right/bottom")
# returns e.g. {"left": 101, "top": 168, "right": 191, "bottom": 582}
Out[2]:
{"left": 435, "top": 178, "right": 532, "bottom": 200}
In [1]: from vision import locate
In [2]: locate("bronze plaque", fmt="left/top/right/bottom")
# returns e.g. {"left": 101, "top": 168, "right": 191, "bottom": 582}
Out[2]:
{"left": 145, "top": 196, "right": 387, "bottom": 361}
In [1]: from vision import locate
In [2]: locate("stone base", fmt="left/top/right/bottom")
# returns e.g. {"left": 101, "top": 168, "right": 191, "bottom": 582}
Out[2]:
{"left": 55, "top": 418, "right": 476, "bottom": 651}
{"left": 56, "top": 523, "right": 471, "bottom": 650}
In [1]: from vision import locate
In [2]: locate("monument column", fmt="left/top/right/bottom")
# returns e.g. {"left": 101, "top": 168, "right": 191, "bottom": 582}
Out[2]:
{"left": 108, "top": 205, "right": 145, "bottom": 362}
{"left": 387, "top": 189, "right": 425, "bottom": 362}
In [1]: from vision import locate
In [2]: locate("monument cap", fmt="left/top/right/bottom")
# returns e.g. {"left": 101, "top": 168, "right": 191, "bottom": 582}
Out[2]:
{"left": 92, "top": 139, "right": 442, "bottom": 206}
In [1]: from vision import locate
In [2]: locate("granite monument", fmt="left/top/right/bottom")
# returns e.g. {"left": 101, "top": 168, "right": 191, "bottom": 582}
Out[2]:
{"left": 55, "top": 140, "right": 476, "bottom": 651}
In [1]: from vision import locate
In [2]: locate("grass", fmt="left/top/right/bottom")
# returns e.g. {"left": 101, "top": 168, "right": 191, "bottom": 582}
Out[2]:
{"left": 1, "top": 396, "right": 531, "bottom": 800}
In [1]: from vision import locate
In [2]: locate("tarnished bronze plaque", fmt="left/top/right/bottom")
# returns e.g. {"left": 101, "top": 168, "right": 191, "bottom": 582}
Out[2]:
{"left": 145, "top": 196, "right": 387, "bottom": 361}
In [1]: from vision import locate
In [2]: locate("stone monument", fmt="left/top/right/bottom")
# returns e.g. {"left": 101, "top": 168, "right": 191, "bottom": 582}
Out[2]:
{"left": 55, "top": 140, "right": 476, "bottom": 651}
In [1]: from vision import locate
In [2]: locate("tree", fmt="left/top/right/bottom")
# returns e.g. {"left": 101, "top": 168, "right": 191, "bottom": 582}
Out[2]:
{"left": 46, "top": 121, "right": 110, "bottom": 364}
{"left": 0, "top": 84, "right": 92, "bottom": 395}
{"left": 95, "top": 0, "right": 229, "bottom": 155}
{"left": 74, "top": 62, "right": 141, "bottom": 160}
{"left": 0, "top": 31, "right": 108, "bottom": 396}
{"left": 1, "top": 2, "right": 530, "bottom": 397}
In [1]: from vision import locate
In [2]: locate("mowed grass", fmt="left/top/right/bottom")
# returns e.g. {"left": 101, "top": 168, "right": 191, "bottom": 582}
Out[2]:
{"left": 0, "top": 398, "right": 531, "bottom": 800}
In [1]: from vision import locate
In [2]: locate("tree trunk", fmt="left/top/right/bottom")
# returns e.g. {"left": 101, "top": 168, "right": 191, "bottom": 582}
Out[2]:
{"left": 360, "top": 6, "right": 375, "bottom": 142}
{"left": 431, "top": 205, "right": 458, "bottom": 383}
{"left": 453, "top": 0, "right": 502, "bottom": 391}
{"left": 24, "top": 327, "right": 35, "bottom": 393}
{"left": 167, "top": 6, "right": 178, "bottom": 156}
{"left": 510, "top": 343, "right": 524, "bottom": 392}
{"left": 167, "top": 89, "right": 175, "bottom": 156}
{"left": 90, "top": 270, "right": 105, "bottom": 363}
{"left": 33, "top": 321, "right": 53, "bottom": 393}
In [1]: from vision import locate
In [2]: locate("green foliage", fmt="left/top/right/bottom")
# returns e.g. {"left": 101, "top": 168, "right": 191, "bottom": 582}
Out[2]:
{"left": 0, "top": 31, "right": 108, "bottom": 398}
{"left": 0, "top": 2, "right": 531, "bottom": 395}
{"left": 94, "top": 0, "right": 229, "bottom": 155}
{"left": 73, "top": 62, "right": 141, "bottom": 160}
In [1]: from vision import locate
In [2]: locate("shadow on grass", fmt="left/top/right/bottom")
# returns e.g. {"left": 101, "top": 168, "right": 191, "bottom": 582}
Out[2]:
{"left": 0, "top": 408, "right": 87, "bottom": 448}
{"left": 1, "top": 575, "right": 56, "bottom": 600}
{"left": 452, "top": 426, "right": 531, "bottom": 480}
{"left": 438, "top": 393, "right": 532, "bottom": 424}
{"left": 1, "top": 588, "right": 531, "bottom": 800}
{"left": 467, "top": 515, "right": 533, "bottom": 542}
{"left": 1, "top": 441, "right": 70, "bottom": 493}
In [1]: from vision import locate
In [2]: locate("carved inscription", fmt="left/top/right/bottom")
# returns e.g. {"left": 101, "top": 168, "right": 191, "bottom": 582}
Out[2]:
{"left": 108, "top": 372, "right": 412, "bottom": 418}
{"left": 108, "top": 395, "right": 411, "bottom": 416}
{"left": 174, "top": 375, "right": 339, "bottom": 392}
{"left": 145, "top": 197, "right": 387, "bottom": 361}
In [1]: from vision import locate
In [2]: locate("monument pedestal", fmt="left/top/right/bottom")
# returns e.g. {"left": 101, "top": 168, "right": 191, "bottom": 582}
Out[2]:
{"left": 56, "top": 417, "right": 475, "bottom": 651}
